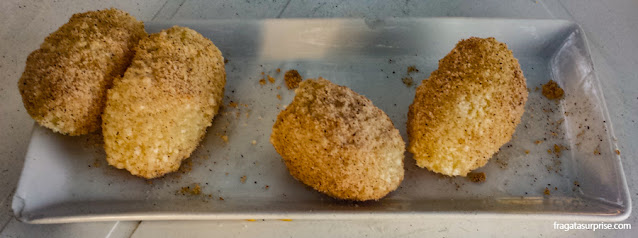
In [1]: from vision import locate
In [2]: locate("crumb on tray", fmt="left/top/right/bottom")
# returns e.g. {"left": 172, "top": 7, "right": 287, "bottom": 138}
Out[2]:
{"left": 407, "top": 65, "right": 419, "bottom": 73}
{"left": 402, "top": 77, "right": 414, "bottom": 87}
{"left": 542, "top": 80, "right": 564, "bottom": 100}
{"left": 179, "top": 183, "right": 201, "bottom": 195}
{"left": 284, "top": 70, "right": 302, "bottom": 89}
{"left": 594, "top": 148, "right": 601, "bottom": 155}
{"left": 468, "top": 172, "right": 486, "bottom": 183}
{"left": 553, "top": 144, "right": 564, "bottom": 158}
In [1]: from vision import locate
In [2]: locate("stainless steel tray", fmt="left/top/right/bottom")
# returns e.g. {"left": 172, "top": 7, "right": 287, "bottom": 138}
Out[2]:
{"left": 12, "top": 18, "right": 630, "bottom": 223}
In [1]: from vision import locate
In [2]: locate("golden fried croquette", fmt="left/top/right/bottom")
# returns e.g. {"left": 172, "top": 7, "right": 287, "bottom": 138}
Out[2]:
{"left": 102, "top": 26, "right": 226, "bottom": 179}
{"left": 407, "top": 37, "right": 527, "bottom": 176}
{"left": 270, "top": 78, "right": 405, "bottom": 201}
{"left": 18, "top": 8, "right": 146, "bottom": 135}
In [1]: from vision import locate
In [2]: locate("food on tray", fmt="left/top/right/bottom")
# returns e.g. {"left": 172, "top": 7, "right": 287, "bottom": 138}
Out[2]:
{"left": 18, "top": 8, "right": 146, "bottom": 135}
{"left": 408, "top": 37, "right": 528, "bottom": 176}
{"left": 102, "top": 26, "right": 226, "bottom": 179}
{"left": 402, "top": 77, "right": 414, "bottom": 87}
{"left": 284, "top": 69, "right": 302, "bottom": 89}
{"left": 270, "top": 78, "right": 405, "bottom": 201}
{"left": 468, "top": 172, "right": 486, "bottom": 183}
{"left": 542, "top": 79, "right": 564, "bottom": 100}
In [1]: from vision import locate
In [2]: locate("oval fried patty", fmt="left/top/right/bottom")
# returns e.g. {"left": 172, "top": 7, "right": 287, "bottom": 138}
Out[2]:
{"left": 18, "top": 8, "right": 146, "bottom": 135}
{"left": 271, "top": 78, "right": 405, "bottom": 201}
{"left": 408, "top": 37, "right": 528, "bottom": 176}
{"left": 102, "top": 26, "right": 226, "bottom": 179}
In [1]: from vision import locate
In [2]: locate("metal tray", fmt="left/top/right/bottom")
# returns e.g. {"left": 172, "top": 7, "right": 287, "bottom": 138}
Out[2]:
{"left": 12, "top": 18, "right": 630, "bottom": 223}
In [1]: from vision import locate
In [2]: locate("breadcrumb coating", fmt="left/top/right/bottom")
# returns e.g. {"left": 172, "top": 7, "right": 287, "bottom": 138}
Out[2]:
{"left": 407, "top": 37, "right": 528, "bottom": 176}
{"left": 271, "top": 78, "right": 405, "bottom": 201}
{"left": 18, "top": 8, "right": 146, "bottom": 135}
{"left": 102, "top": 26, "right": 226, "bottom": 179}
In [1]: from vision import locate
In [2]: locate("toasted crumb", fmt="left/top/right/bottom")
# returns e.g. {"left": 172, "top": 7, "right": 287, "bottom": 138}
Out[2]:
{"left": 179, "top": 183, "right": 201, "bottom": 195}
{"left": 468, "top": 172, "right": 486, "bottom": 183}
{"left": 221, "top": 135, "right": 229, "bottom": 143}
{"left": 615, "top": 149, "right": 621, "bottom": 155}
{"left": 535, "top": 140, "right": 543, "bottom": 144}
{"left": 573, "top": 181, "right": 580, "bottom": 187}
{"left": 276, "top": 94, "right": 282, "bottom": 100}
{"left": 259, "top": 78, "right": 267, "bottom": 85}
{"left": 192, "top": 184, "right": 201, "bottom": 194}
{"left": 525, "top": 150, "right": 530, "bottom": 154}
{"left": 284, "top": 70, "right": 302, "bottom": 89}
{"left": 251, "top": 140, "right": 257, "bottom": 145}
{"left": 219, "top": 197, "right": 224, "bottom": 200}
{"left": 246, "top": 219, "right": 256, "bottom": 222}
{"left": 542, "top": 80, "right": 564, "bottom": 100}
{"left": 261, "top": 72, "right": 265, "bottom": 75}
{"left": 277, "top": 68, "right": 281, "bottom": 73}
{"left": 544, "top": 187, "right": 551, "bottom": 195}
{"left": 93, "top": 159, "right": 101, "bottom": 168}
{"left": 240, "top": 175, "right": 247, "bottom": 184}
{"left": 228, "top": 102, "right": 238, "bottom": 108}
{"left": 553, "top": 144, "right": 563, "bottom": 157}
{"left": 407, "top": 65, "right": 419, "bottom": 73}
{"left": 146, "top": 180, "right": 153, "bottom": 185}
{"left": 277, "top": 86, "right": 281, "bottom": 90}
{"left": 179, "top": 160, "right": 193, "bottom": 173}
{"left": 268, "top": 75, "right": 276, "bottom": 84}
{"left": 224, "top": 59, "right": 229, "bottom": 64}
{"left": 402, "top": 77, "right": 414, "bottom": 87}
{"left": 594, "top": 148, "right": 601, "bottom": 155}
{"left": 280, "top": 219, "right": 293, "bottom": 221}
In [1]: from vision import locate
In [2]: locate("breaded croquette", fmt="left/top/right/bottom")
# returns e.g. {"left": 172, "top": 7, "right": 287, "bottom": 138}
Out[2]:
{"left": 102, "top": 26, "right": 226, "bottom": 179}
{"left": 271, "top": 78, "right": 405, "bottom": 201}
{"left": 18, "top": 8, "right": 146, "bottom": 135}
{"left": 407, "top": 37, "right": 527, "bottom": 176}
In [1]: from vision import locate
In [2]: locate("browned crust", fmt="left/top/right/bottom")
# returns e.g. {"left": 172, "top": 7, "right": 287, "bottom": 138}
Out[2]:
{"left": 407, "top": 37, "right": 528, "bottom": 176}
{"left": 271, "top": 78, "right": 405, "bottom": 201}
{"left": 18, "top": 8, "right": 147, "bottom": 135}
{"left": 102, "top": 26, "right": 226, "bottom": 179}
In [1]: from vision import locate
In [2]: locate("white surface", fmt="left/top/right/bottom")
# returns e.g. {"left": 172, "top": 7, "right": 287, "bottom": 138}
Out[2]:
{"left": 1, "top": 0, "right": 636, "bottom": 237}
